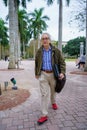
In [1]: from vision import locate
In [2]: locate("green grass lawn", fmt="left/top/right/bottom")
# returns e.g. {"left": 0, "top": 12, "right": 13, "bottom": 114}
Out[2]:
{"left": 65, "top": 58, "right": 76, "bottom": 62}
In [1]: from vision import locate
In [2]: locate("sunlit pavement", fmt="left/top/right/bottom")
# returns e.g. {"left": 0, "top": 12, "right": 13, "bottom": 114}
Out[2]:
{"left": 0, "top": 60, "right": 87, "bottom": 130}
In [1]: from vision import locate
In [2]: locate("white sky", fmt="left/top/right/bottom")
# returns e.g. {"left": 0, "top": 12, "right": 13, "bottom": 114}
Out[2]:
{"left": 0, "top": 0, "right": 86, "bottom": 41}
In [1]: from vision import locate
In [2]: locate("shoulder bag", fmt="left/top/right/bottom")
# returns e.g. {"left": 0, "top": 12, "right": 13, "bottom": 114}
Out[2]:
{"left": 52, "top": 51, "right": 66, "bottom": 93}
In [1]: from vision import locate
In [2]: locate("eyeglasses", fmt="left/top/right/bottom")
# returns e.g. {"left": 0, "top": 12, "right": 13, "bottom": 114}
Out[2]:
{"left": 41, "top": 37, "right": 49, "bottom": 40}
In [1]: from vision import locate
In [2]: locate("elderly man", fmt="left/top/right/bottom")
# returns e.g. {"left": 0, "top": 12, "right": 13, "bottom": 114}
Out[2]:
{"left": 35, "top": 33, "right": 66, "bottom": 125}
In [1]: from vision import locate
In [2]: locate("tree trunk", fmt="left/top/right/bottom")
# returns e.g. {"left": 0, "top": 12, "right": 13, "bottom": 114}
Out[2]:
{"left": 14, "top": 0, "right": 20, "bottom": 68}
{"left": 18, "top": 32, "right": 21, "bottom": 61}
{"left": 8, "top": 0, "right": 16, "bottom": 69}
{"left": 0, "top": 44, "right": 1, "bottom": 60}
{"left": 33, "top": 40, "right": 36, "bottom": 59}
{"left": 23, "top": 41, "right": 25, "bottom": 58}
{"left": 84, "top": 0, "right": 87, "bottom": 71}
{"left": 58, "top": 0, "right": 63, "bottom": 52}
{"left": 38, "top": 34, "right": 40, "bottom": 49}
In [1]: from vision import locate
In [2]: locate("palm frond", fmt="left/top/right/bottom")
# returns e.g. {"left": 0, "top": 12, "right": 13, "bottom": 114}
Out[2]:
{"left": 21, "top": 0, "right": 32, "bottom": 8}
{"left": 44, "top": 0, "right": 54, "bottom": 6}
{"left": 42, "top": 16, "right": 50, "bottom": 20}
{"left": 66, "top": 0, "right": 70, "bottom": 6}
{"left": 27, "top": 0, "right": 32, "bottom": 2}
{"left": 21, "top": 0, "right": 26, "bottom": 8}
{"left": 2, "top": 0, "right": 7, "bottom": 6}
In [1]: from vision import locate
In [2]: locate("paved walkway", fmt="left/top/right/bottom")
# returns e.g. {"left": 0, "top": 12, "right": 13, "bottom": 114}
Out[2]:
{"left": 0, "top": 60, "right": 87, "bottom": 130}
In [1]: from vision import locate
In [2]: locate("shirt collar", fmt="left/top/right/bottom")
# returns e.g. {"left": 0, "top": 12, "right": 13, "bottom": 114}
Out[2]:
{"left": 43, "top": 46, "right": 52, "bottom": 51}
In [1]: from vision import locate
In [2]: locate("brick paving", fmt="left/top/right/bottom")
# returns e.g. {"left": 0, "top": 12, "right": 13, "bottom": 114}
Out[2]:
{"left": 0, "top": 60, "right": 87, "bottom": 130}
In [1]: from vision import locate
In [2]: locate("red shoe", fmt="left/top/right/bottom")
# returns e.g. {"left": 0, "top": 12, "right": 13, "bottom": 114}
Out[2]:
{"left": 52, "top": 103, "right": 58, "bottom": 110}
{"left": 37, "top": 116, "right": 48, "bottom": 125}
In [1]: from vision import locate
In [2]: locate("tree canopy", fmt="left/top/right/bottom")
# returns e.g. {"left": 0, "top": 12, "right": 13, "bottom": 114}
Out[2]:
{"left": 63, "top": 36, "right": 86, "bottom": 57}
{"left": 69, "top": 0, "right": 86, "bottom": 31}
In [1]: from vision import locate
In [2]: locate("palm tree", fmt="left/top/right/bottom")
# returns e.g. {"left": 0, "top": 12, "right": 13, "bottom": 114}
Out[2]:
{"left": 0, "top": 18, "right": 8, "bottom": 59}
{"left": 2, "top": 0, "right": 32, "bottom": 69}
{"left": 44, "top": 0, "right": 70, "bottom": 52}
{"left": 29, "top": 7, "right": 50, "bottom": 49}
{"left": 18, "top": 9, "right": 30, "bottom": 58}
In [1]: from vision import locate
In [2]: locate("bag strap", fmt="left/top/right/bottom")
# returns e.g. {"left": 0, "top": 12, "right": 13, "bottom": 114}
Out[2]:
{"left": 52, "top": 50, "right": 60, "bottom": 77}
{"left": 52, "top": 50, "right": 56, "bottom": 64}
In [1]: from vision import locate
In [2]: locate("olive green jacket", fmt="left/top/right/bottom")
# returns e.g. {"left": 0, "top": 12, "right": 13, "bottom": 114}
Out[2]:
{"left": 35, "top": 44, "right": 66, "bottom": 76}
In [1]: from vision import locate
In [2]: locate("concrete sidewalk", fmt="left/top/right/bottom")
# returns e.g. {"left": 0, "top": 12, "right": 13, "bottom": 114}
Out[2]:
{"left": 0, "top": 60, "right": 87, "bottom": 130}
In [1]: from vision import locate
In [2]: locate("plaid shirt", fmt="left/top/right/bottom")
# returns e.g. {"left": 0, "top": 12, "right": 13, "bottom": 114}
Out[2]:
{"left": 41, "top": 47, "right": 52, "bottom": 71}
{"left": 35, "top": 44, "right": 66, "bottom": 76}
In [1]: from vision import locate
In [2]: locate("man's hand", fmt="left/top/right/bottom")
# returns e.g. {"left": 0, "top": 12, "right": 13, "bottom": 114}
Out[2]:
{"left": 35, "top": 75, "right": 39, "bottom": 79}
{"left": 59, "top": 73, "right": 64, "bottom": 80}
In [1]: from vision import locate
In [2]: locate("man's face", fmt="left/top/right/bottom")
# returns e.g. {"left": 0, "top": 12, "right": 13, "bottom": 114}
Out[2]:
{"left": 41, "top": 34, "right": 50, "bottom": 47}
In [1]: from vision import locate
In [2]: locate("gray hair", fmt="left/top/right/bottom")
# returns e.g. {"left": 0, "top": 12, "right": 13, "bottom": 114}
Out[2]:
{"left": 41, "top": 33, "right": 51, "bottom": 41}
